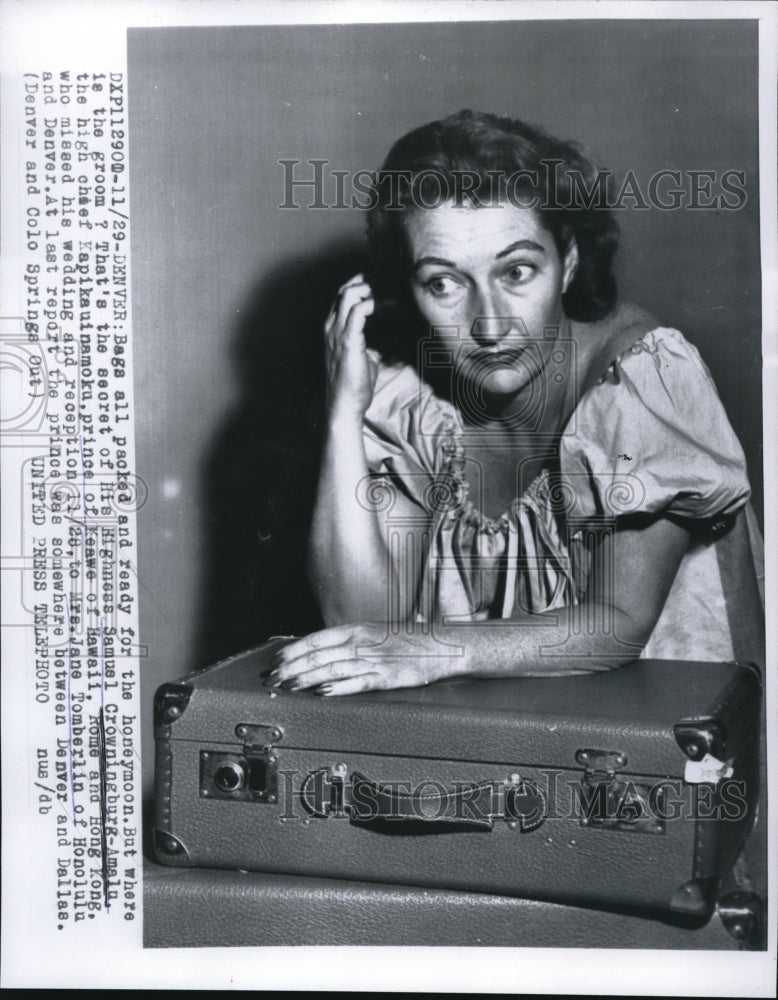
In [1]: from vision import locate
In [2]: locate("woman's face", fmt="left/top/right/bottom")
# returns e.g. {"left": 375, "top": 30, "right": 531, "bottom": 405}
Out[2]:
{"left": 406, "top": 201, "right": 578, "bottom": 415}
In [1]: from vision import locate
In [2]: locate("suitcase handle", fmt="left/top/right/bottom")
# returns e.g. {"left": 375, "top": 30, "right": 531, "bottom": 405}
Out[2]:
{"left": 350, "top": 772, "right": 496, "bottom": 832}
{"left": 300, "top": 767, "right": 546, "bottom": 833}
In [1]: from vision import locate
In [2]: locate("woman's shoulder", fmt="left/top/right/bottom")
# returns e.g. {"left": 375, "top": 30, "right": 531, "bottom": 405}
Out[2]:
{"left": 574, "top": 303, "right": 726, "bottom": 403}
{"left": 562, "top": 306, "right": 749, "bottom": 522}
{"left": 570, "top": 302, "right": 727, "bottom": 437}
{"left": 574, "top": 302, "right": 664, "bottom": 394}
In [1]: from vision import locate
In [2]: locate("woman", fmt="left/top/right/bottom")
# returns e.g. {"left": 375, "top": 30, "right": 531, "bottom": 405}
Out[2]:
{"left": 267, "top": 110, "right": 763, "bottom": 693}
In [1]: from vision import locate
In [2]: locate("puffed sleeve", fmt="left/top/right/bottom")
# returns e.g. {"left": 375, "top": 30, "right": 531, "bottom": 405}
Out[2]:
{"left": 559, "top": 328, "right": 750, "bottom": 522}
{"left": 362, "top": 355, "right": 462, "bottom": 510}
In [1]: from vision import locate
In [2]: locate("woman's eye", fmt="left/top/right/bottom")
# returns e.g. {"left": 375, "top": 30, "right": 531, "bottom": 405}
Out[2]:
{"left": 425, "top": 276, "right": 458, "bottom": 297}
{"left": 504, "top": 263, "right": 535, "bottom": 284}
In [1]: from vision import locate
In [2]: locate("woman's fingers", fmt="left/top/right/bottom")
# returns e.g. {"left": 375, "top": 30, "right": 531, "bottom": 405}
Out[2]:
{"left": 339, "top": 272, "right": 365, "bottom": 290}
{"left": 268, "top": 645, "right": 352, "bottom": 685}
{"left": 266, "top": 624, "right": 388, "bottom": 690}
{"left": 274, "top": 625, "right": 353, "bottom": 663}
{"left": 268, "top": 627, "right": 355, "bottom": 681}
{"left": 323, "top": 280, "right": 377, "bottom": 419}
{"left": 335, "top": 277, "right": 371, "bottom": 309}
{"left": 263, "top": 624, "right": 453, "bottom": 695}
{"left": 343, "top": 296, "right": 375, "bottom": 342}
{"left": 325, "top": 279, "right": 373, "bottom": 339}
{"left": 314, "top": 672, "right": 385, "bottom": 696}
{"left": 337, "top": 285, "right": 373, "bottom": 332}
{"left": 274, "top": 658, "right": 379, "bottom": 690}
{"left": 325, "top": 298, "right": 374, "bottom": 377}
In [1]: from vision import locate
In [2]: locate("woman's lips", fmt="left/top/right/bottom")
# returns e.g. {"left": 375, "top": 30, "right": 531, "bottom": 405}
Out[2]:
{"left": 467, "top": 345, "right": 534, "bottom": 367}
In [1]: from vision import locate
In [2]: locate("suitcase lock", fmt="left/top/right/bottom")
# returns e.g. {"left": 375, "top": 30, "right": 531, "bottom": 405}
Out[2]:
{"left": 576, "top": 748, "right": 664, "bottom": 835}
{"left": 199, "top": 723, "right": 282, "bottom": 803}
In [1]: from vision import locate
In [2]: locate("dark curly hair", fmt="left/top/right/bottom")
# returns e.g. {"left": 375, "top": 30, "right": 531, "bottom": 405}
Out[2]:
{"left": 366, "top": 110, "right": 619, "bottom": 341}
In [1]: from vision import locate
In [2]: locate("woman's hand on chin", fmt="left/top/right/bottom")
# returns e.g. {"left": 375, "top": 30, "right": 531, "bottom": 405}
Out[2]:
{"left": 264, "top": 622, "right": 461, "bottom": 695}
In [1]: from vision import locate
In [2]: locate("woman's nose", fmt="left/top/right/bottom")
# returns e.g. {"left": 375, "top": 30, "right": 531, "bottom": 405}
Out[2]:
{"left": 469, "top": 313, "right": 526, "bottom": 346}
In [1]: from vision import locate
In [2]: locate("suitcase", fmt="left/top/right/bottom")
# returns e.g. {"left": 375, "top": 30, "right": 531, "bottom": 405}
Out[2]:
{"left": 153, "top": 640, "right": 761, "bottom": 924}
{"left": 142, "top": 859, "right": 762, "bottom": 949}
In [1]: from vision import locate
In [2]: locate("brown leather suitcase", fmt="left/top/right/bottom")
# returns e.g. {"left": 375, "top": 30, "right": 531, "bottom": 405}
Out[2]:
{"left": 153, "top": 640, "right": 761, "bottom": 925}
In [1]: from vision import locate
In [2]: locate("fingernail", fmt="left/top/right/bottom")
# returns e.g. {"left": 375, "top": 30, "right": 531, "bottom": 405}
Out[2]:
{"left": 270, "top": 652, "right": 285, "bottom": 667}
{"left": 279, "top": 678, "right": 299, "bottom": 691}
{"left": 313, "top": 683, "right": 333, "bottom": 696}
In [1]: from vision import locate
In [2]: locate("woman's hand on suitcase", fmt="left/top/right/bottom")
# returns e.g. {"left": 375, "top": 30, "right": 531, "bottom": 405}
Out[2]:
{"left": 265, "top": 623, "right": 458, "bottom": 694}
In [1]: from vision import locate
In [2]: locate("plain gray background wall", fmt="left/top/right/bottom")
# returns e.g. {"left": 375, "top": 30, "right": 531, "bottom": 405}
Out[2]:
{"left": 129, "top": 20, "right": 761, "bottom": 792}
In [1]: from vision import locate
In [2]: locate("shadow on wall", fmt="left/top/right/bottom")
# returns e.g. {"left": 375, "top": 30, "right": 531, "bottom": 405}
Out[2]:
{"left": 193, "top": 237, "right": 368, "bottom": 669}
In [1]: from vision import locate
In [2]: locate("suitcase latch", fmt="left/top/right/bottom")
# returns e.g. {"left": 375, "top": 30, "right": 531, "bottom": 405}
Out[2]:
{"left": 198, "top": 723, "right": 283, "bottom": 803}
{"left": 300, "top": 764, "right": 349, "bottom": 818}
{"left": 576, "top": 748, "right": 664, "bottom": 835}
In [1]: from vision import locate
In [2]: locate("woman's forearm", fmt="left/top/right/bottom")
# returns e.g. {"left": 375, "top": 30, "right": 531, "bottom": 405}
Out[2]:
{"left": 435, "top": 602, "right": 649, "bottom": 679}
{"left": 274, "top": 513, "right": 691, "bottom": 693}
{"left": 308, "top": 414, "right": 391, "bottom": 625}
{"left": 267, "top": 601, "right": 651, "bottom": 694}
{"left": 431, "top": 513, "right": 691, "bottom": 680}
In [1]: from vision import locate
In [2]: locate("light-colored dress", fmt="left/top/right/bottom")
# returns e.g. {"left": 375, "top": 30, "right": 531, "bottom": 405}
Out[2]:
{"left": 362, "top": 327, "right": 764, "bottom": 663}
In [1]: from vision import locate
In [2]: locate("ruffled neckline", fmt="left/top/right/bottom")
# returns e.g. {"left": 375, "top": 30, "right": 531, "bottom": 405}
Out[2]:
{"left": 425, "top": 328, "right": 673, "bottom": 533}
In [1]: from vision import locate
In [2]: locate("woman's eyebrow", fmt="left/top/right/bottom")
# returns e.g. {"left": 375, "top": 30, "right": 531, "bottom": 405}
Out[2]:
{"left": 413, "top": 255, "right": 456, "bottom": 271}
{"left": 414, "top": 240, "right": 546, "bottom": 271}
{"left": 495, "top": 239, "right": 545, "bottom": 258}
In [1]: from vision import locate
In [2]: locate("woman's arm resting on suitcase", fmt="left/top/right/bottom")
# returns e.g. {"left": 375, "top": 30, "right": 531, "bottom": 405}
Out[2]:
{"left": 275, "top": 514, "right": 692, "bottom": 693}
